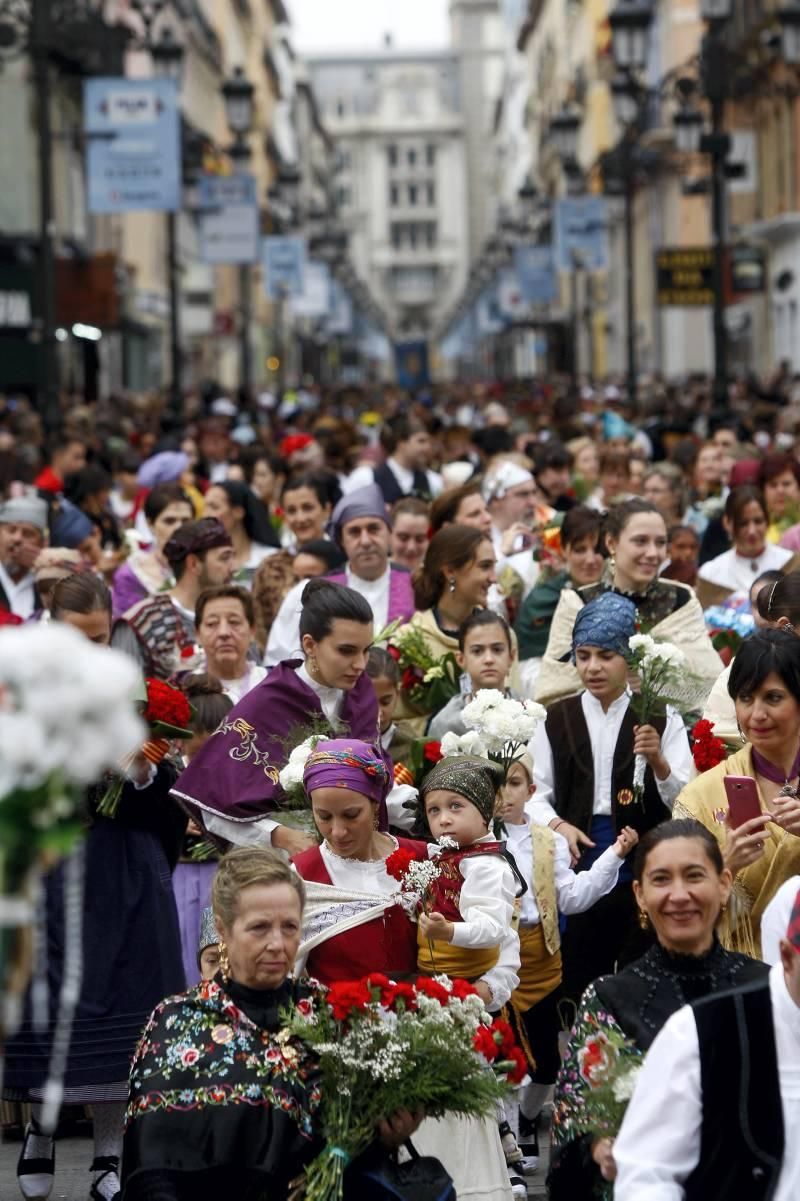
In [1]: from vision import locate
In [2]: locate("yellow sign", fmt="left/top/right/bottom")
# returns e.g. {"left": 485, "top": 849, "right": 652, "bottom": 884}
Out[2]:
{"left": 656, "top": 248, "right": 715, "bottom": 307}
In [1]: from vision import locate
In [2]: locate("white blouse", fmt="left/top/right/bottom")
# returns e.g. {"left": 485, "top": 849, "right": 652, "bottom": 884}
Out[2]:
{"left": 698, "top": 542, "right": 792, "bottom": 595}
{"left": 504, "top": 822, "right": 622, "bottom": 926}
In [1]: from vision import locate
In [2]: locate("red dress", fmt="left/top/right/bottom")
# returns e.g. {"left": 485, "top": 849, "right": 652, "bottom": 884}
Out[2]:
{"left": 294, "top": 838, "right": 425, "bottom": 985}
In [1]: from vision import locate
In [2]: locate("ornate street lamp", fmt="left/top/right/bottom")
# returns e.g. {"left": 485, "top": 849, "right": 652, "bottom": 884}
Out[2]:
{"left": 672, "top": 102, "right": 705, "bottom": 153}
{"left": 779, "top": 0, "right": 800, "bottom": 64}
{"left": 610, "top": 71, "right": 640, "bottom": 128}
{"left": 150, "top": 26, "right": 184, "bottom": 83}
{"left": 222, "top": 65, "right": 254, "bottom": 136}
{"left": 609, "top": 0, "right": 653, "bottom": 72}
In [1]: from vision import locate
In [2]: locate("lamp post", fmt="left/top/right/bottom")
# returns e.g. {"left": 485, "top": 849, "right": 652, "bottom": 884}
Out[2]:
{"left": 150, "top": 26, "right": 185, "bottom": 422}
{"left": 221, "top": 66, "right": 255, "bottom": 403}
{"left": 548, "top": 104, "right": 583, "bottom": 388}
{"left": 609, "top": 0, "right": 654, "bottom": 411}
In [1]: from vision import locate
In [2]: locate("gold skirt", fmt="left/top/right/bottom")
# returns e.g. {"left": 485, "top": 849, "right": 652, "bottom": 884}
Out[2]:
{"left": 416, "top": 923, "right": 499, "bottom": 979}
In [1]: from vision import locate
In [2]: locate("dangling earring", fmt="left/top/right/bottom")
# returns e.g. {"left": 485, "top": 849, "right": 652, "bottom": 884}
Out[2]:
{"left": 609, "top": 555, "right": 616, "bottom": 574}
{"left": 638, "top": 909, "right": 650, "bottom": 930}
{"left": 448, "top": 577, "right": 456, "bottom": 593}
{"left": 218, "top": 940, "right": 231, "bottom": 982}
{"left": 720, "top": 901, "right": 728, "bottom": 917}
{"left": 373, "top": 808, "right": 380, "bottom": 831}
{"left": 308, "top": 655, "right": 320, "bottom": 681}
{"left": 737, "top": 723, "right": 747, "bottom": 745}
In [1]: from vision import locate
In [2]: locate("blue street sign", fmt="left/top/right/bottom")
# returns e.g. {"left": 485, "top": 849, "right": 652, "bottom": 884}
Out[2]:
{"left": 554, "top": 197, "right": 609, "bottom": 272}
{"left": 514, "top": 245, "right": 558, "bottom": 303}
{"left": 197, "top": 174, "right": 260, "bottom": 265}
{"left": 262, "top": 236, "right": 307, "bottom": 300}
{"left": 84, "top": 78, "right": 181, "bottom": 214}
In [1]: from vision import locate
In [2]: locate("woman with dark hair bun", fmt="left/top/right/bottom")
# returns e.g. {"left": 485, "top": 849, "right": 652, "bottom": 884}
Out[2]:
{"left": 172, "top": 579, "right": 382, "bottom": 859}
{"left": 697, "top": 486, "right": 792, "bottom": 601}
{"left": 549, "top": 818, "right": 767, "bottom": 1201}
{"left": 202, "top": 479, "right": 280, "bottom": 583}
{"left": 677, "top": 628, "right": 800, "bottom": 955}
{"left": 536, "top": 498, "right": 721, "bottom": 707}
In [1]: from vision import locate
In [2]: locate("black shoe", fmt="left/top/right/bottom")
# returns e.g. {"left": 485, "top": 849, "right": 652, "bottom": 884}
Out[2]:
{"left": 89, "top": 1156, "right": 121, "bottom": 1201}
{"left": 518, "top": 1113, "right": 540, "bottom": 1168}
{"left": 17, "top": 1118, "right": 56, "bottom": 1201}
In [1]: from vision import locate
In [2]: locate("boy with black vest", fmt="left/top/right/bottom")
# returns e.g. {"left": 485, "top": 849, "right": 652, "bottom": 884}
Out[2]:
{"left": 529, "top": 590, "right": 692, "bottom": 1000}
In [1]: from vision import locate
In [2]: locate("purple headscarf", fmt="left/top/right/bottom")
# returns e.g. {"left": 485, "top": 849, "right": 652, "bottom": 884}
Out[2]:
{"left": 303, "top": 738, "right": 390, "bottom": 805}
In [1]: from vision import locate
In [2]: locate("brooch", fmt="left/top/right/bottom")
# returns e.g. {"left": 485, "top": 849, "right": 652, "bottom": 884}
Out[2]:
{"left": 211, "top": 1024, "right": 234, "bottom": 1045}
{"left": 617, "top": 789, "right": 634, "bottom": 807}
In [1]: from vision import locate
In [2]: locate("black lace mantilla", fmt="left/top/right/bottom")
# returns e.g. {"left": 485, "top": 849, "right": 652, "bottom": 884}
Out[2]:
{"left": 578, "top": 576, "right": 689, "bottom": 628}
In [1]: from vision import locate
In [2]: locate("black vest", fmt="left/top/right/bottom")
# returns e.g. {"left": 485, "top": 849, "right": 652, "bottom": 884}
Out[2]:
{"left": 373, "top": 462, "right": 431, "bottom": 504}
{"left": 545, "top": 694, "right": 669, "bottom": 841}
{"left": 684, "top": 979, "right": 784, "bottom": 1201}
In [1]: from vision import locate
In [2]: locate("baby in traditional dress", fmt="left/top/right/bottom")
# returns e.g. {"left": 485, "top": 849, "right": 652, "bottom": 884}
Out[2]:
{"left": 417, "top": 755, "right": 520, "bottom": 983}
{"left": 498, "top": 751, "right": 637, "bottom": 1167}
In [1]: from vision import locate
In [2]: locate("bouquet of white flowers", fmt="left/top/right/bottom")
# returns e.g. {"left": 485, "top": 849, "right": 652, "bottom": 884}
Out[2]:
{"left": 0, "top": 624, "right": 144, "bottom": 1098}
{"left": 456, "top": 690, "right": 546, "bottom": 780}
{"left": 627, "top": 633, "right": 687, "bottom": 804}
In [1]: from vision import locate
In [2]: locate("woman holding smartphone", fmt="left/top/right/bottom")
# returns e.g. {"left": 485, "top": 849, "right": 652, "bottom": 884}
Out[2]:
{"left": 676, "top": 628, "right": 800, "bottom": 956}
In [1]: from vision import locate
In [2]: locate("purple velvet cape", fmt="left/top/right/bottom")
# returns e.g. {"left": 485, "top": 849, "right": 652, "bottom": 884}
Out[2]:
{"left": 171, "top": 660, "right": 383, "bottom": 825}
{"left": 327, "top": 567, "right": 415, "bottom": 626}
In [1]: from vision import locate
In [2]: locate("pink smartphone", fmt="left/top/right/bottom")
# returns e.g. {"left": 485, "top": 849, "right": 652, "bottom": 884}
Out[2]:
{"left": 723, "top": 776, "right": 763, "bottom": 828}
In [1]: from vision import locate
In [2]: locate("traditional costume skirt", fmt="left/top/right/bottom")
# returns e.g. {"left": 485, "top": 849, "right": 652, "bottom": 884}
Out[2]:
{"left": 416, "top": 926, "right": 499, "bottom": 979}
{"left": 501, "top": 924, "right": 564, "bottom": 1084}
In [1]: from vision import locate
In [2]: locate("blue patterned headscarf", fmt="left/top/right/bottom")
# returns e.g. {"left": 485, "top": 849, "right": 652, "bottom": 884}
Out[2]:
{"left": 572, "top": 592, "right": 637, "bottom": 659}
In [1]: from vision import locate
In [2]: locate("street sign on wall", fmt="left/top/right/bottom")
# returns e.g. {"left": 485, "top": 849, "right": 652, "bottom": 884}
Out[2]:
{"left": 84, "top": 78, "right": 181, "bottom": 213}
{"left": 554, "top": 197, "right": 609, "bottom": 272}
{"left": 262, "top": 236, "right": 307, "bottom": 300}
{"left": 291, "top": 261, "right": 332, "bottom": 318}
{"left": 514, "top": 245, "right": 557, "bottom": 304}
{"left": 656, "top": 247, "right": 714, "bottom": 306}
{"left": 198, "top": 174, "right": 260, "bottom": 265}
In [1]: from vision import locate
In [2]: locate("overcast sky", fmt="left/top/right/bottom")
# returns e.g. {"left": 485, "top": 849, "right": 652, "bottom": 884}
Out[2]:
{"left": 289, "top": 0, "right": 451, "bottom": 55}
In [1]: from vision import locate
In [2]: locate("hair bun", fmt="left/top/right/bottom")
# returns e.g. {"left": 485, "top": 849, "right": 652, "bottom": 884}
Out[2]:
{"left": 182, "top": 672, "right": 225, "bottom": 698}
{"left": 300, "top": 576, "right": 341, "bottom": 606}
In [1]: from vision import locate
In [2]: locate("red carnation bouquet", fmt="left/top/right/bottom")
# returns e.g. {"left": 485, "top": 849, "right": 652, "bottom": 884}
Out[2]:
{"left": 392, "top": 737, "right": 443, "bottom": 790}
{"left": 691, "top": 718, "right": 728, "bottom": 773}
{"left": 97, "top": 678, "right": 194, "bottom": 817}
{"left": 288, "top": 972, "right": 526, "bottom": 1201}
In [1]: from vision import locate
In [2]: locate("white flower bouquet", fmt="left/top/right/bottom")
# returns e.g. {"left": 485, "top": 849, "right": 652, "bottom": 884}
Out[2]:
{"left": 627, "top": 633, "right": 687, "bottom": 804}
{"left": 454, "top": 690, "right": 546, "bottom": 780}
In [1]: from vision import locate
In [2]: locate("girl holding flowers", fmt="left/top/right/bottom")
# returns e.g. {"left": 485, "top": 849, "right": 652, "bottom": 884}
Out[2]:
{"left": 427, "top": 609, "right": 518, "bottom": 742}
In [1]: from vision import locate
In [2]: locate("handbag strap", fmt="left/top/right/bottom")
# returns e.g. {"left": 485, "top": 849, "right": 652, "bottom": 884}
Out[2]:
{"left": 403, "top": 1139, "right": 419, "bottom": 1161}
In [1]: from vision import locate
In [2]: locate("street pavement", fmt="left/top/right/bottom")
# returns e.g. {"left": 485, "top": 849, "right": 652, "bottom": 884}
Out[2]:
{"left": 0, "top": 1124, "right": 549, "bottom": 1198}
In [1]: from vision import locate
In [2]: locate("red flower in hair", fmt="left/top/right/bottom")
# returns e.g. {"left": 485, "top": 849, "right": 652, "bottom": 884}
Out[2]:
{"left": 423, "top": 741, "right": 444, "bottom": 764}
{"left": 473, "top": 1025, "right": 499, "bottom": 1062}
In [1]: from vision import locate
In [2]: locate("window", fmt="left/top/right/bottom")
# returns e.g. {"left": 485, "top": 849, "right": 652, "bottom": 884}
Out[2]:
{"left": 427, "top": 222, "right": 437, "bottom": 247}
{"left": 391, "top": 223, "right": 403, "bottom": 249}
{"left": 409, "top": 184, "right": 418, "bottom": 206}
{"left": 408, "top": 148, "right": 417, "bottom": 166}
{"left": 427, "top": 182, "right": 435, "bottom": 205}
{"left": 336, "top": 98, "right": 345, "bottom": 117}
{"left": 426, "top": 144, "right": 436, "bottom": 167}
{"left": 390, "top": 183, "right": 399, "bottom": 206}
{"left": 409, "top": 224, "right": 418, "bottom": 248}
{"left": 388, "top": 144, "right": 398, "bottom": 167}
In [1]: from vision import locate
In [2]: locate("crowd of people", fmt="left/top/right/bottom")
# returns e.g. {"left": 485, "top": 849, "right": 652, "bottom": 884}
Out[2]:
{"left": 3, "top": 373, "right": 800, "bottom": 1200}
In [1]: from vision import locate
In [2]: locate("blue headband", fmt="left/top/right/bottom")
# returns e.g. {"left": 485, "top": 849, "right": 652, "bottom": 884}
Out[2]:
{"left": 572, "top": 592, "right": 637, "bottom": 659}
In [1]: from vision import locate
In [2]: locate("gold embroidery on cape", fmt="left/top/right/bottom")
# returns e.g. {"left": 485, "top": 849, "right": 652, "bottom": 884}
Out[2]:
{"left": 212, "top": 718, "right": 280, "bottom": 782}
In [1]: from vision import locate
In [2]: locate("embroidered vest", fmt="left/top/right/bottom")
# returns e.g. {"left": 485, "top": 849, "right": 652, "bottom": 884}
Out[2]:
{"left": 426, "top": 842, "right": 505, "bottom": 923}
{"left": 545, "top": 695, "right": 669, "bottom": 841}
{"left": 531, "top": 823, "right": 560, "bottom": 954}
{"left": 684, "top": 980, "right": 783, "bottom": 1201}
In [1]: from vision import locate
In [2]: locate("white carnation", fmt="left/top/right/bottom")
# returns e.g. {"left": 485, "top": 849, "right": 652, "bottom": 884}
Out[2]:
{"left": 279, "top": 734, "right": 323, "bottom": 791}
{"left": 440, "top": 730, "right": 488, "bottom": 759}
{"left": 612, "top": 1065, "right": 641, "bottom": 1103}
{"left": 628, "top": 633, "right": 656, "bottom": 656}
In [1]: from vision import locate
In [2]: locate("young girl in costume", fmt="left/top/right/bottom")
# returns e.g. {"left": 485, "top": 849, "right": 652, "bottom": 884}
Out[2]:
{"left": 529, "top": 590, "right": 692, "bottom": 1002}
{"left": 499, "top": 751, "right": 637, "bottom": 1166}
{"left": 427, "top": 610, "right": 516, "bottom": 741}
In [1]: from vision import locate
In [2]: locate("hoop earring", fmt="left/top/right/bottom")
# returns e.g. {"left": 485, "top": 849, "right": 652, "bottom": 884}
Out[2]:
{"left": 448, "top": 577, "right": 456, "bottom": 593}
{"left": 218, "top": 941, "right": 231, "bottom": 982}
{"left": 638, "top": 909, "right": 650, "bottom": 930}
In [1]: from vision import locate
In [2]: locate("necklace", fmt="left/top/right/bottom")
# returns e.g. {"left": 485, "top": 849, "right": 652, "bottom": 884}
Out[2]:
{"left": 751, "top": 745, "right": 800, "bottom": 795}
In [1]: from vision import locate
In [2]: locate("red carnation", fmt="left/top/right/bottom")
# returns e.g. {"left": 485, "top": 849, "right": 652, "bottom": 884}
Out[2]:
{"left": 691, "top": 718, "right": 726, "bottom": 773}
{"left": 423, "top": 741, "right": 444, "bottom": 764}
{"left": 363, "top": 973, "right": 393, "bottom": 1003}
{"left": 385, "top": 981, "right": 417, "bottom": 1012}
{"left": 473, "top": 1025, "right": 499, "bottom": 1062}
{"left": 385, "top": 847, "right": 417, "bottom": 882}
{"left": 506, "top": 1045, "right": 528, "bottom": 1085}
{"left": 490, "top": 1018, "right": 516, "bottom": 1058}
{"left": 326, "top": 979, "right": 372, "bottom": 1022}
{"left": 414, "top": 977, "right": 450, "bottom": 1005}
{"left": 402, "top": 666, "right": 422, "bottom": 691}
{"left": 387, "top": 645, "right": 401, "bottom": 662}
{"left": 450, "top": 979, "right": 479, "bottom": 1000}
{"left": 143, "top": 678, "right": 191, "bottom": 729}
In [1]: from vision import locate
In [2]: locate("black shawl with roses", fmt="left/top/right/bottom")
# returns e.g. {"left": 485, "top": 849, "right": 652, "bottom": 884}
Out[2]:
{"left": 122, "top": 976, "right": 324, "bottom": 1201}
